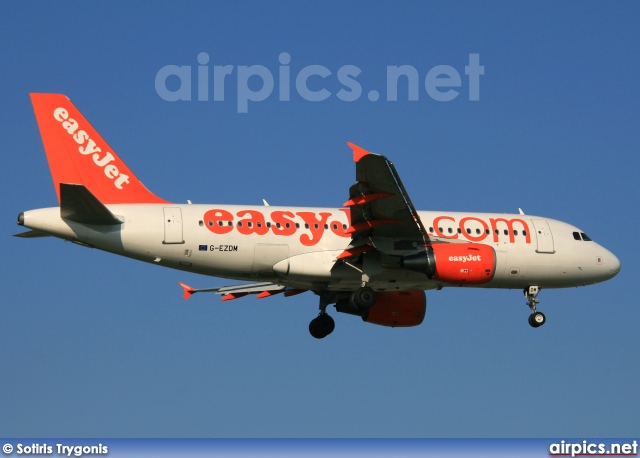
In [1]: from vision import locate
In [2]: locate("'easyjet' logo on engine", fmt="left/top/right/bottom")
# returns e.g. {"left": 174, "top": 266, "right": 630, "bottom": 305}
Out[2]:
{"left": 448, "top": 255, "right": 482, "bottom": 262}
{"left": 53, "top": 107, "right": 130, "bottom": 189}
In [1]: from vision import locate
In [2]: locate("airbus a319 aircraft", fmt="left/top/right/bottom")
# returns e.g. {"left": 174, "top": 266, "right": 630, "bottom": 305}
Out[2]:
{"left": 17, "top": 94, "right": 621, "bottom": 338}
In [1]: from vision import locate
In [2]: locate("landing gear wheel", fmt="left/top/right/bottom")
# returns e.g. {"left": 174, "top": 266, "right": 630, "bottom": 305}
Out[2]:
{"left": 524, "top": 286, "right": 545, "bottom": 328}
{"left": 309, "top": 314, "right": 335, "bottom": 339}
{"left": 350, "top": 287, "right": 376, "bottom": 310}
{"left": 528, "top": 311, "right": 546, "bottom": 328}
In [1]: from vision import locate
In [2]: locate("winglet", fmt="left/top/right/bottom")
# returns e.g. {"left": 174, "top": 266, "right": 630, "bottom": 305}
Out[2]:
{"left": 178, "top": 282, "right": 195, "bottom": 300}
{"left": 347, "top": 142, "right": 371, "bottom": 162}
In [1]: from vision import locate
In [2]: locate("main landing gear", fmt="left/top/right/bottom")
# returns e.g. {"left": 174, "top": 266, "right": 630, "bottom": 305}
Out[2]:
{"left": 309, "top": 292, "right": 335, "bottom": 339}
{"left": 309, "top": 313, "right": 335, "bottom": 339}
{"left": 308, "top": 286, "right": 377, "bottom": 339}
{"left": 525, "top": 286, "right": 546, "bottom": 328}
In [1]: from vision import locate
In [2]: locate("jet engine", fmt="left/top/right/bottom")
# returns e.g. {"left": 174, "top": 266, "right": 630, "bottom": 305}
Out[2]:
{"left": 402, "top": 243, "right": 496, "bottom": 285}
{"left": 336, "top": 290, "right": 426, "bottom": 327}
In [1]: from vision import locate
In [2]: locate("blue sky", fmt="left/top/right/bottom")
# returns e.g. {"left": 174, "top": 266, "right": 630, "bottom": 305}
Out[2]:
{"left": 1, "top": 2, "right": 638, "bottom": 438}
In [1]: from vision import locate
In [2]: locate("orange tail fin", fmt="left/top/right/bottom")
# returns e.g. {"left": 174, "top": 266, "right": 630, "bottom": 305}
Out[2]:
{"left": 30, "top": 93, "right": 168, "bottom": 204}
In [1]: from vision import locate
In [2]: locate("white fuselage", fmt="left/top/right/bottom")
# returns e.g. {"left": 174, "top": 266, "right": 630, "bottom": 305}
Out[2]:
{"left": 20, "top": 204, "right": 621, "bottom": 291}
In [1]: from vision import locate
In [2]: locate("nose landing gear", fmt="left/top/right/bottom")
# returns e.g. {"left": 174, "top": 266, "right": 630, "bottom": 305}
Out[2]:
{"left": 525, "top": 286, "right": 546, "bottom": 328}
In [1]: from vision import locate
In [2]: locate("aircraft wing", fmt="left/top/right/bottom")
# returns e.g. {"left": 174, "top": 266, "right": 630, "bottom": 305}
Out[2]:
{"left": 340, "top": 143, "right": 430, "bottom": 258}
{"left": 179, "top": 282, "right": 306, "bottom": 301}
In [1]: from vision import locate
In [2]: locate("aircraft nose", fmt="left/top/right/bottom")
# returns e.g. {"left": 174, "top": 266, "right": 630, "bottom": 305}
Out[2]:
{"left": 608, "top": 251, "right": 621, "bottom": 277}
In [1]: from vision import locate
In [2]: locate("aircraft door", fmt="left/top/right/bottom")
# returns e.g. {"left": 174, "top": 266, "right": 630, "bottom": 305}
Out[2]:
{"left": 163, "top": 207, "right": 184, "bottom": 244}
{"left": 531, "top": 219, "right": 554, "bottom": 253}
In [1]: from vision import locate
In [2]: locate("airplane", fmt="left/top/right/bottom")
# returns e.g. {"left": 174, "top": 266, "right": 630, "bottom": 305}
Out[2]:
{"left": 16, "top": 93, "right": 621, "bottom": 339}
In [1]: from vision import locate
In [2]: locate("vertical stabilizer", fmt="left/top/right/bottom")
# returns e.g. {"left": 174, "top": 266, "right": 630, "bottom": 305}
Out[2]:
{"left": 30, "top": 93, "right": 168, "bottom": 204}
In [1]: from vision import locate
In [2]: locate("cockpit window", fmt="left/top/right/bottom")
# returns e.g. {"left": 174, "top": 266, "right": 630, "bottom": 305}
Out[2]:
{"left": 573, "top": 231, "right": 593, "bottom": 241}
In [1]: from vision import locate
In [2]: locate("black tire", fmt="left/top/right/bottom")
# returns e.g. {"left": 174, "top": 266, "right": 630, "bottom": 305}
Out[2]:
{"left": 350, "top": 287, "right": 376, "bottom": 310}
{"left": 529, "top": 311, "right": 546, "bottom": 328}
{"left": 318, "top": 314, "right": 335, "bottom": 335}
{"left": 309, "top": 314, "right": 335, "bottom": 339}
{"left": 532, "top": 311, "right": 546, "bottom": 327}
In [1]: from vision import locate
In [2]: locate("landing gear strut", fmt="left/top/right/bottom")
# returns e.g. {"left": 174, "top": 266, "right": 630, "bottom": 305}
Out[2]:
{"left": 309, "top": 293, "right": 335, "bottom": 339}
{"left": 525, "top": 286, "right": 546, "bottom": 328}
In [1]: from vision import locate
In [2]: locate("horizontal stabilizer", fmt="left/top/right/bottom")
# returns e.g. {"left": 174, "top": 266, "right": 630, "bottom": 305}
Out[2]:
{"left": 60, "top": 183, "right": 122, "bottom": 225}
{"left": 13, "top": 229, "right": 51, "bottom": 238}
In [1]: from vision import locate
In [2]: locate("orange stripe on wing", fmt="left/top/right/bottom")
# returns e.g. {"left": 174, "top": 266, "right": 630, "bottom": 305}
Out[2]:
{"left": 343, "top": 193, "right": 393, "bottom": 207}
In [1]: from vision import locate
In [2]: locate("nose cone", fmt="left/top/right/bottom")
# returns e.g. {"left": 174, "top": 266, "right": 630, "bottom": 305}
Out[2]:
{"left": 608, "top": 251, "right": 621, "bottom": 277}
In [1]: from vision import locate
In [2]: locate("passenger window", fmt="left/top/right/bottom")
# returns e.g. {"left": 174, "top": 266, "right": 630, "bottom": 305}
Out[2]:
{"left": 476, "top": 228, "right": 481, "bottom": 235}
{"left": 208, "top": 221, "right": 213, "bottom": 227}
{"left": 429, "top": 227, "right": 434, "bottom": 233}
{"left": 218, "top": 221, "right": 224, "bottom": 226}
{"left": 199, "top": 220, "right": 204, "bottom": 227}
{"left": 276, "top": 223, "right": 281, "bottom": 228}
{"left": 314, "top": 224, "right": 319, "bottom": 229}
{"left": 466, "top": 228, "right": 471, "bottom": 234}
{"left": 485, "top": 229, "right": 490, "bottom": 235}
{"left": 457, "top": 228, "right": 462, "bottom": 234}
{"left": 228, "top": 221, "right": 233, "bottom": 226}
{"left": 522, "top": 230, "right": 527, "bottom": 236}
{"left": 514, "top": 230, "right": 518, "bottom": 236}
{"left": 342, "top": 224, "right": 347, "bottom": 230}
{"left": 324, "top": 224, "right": 328, "bottom": 229}
{"left": 266, "top": 222, "right": 271, "bottom": 228}
{"left": 332, "top": 223, "right": 338, "bottom": 230}
{"left": 573, "top": 232, "right": 581, "bottom": 241}
{"left": 447, "top": 227, "right": 453, "bottom": 234}
{"left": 581, "top": 232, "right": 592, "bottom": 241}
{"left": 238, "top": 222, "right": 243, "bottom": 227}
{"left": 305, "top": 223, "right": 309, "bottom": 229}
{"left": 296, "top": 223, "right": 300, "bottom": 229}
{"left": 439, "top": 227, "right": 443, "bottom": 233}
{"left": 503, "top": 229, "right": 508, "bottom": 235}
{"left": 285, "top": 223, "right": 290, "bottom": 228}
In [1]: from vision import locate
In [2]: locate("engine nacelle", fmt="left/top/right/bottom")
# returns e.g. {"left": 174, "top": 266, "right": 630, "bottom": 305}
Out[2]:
{"left": 336, "top": 290, "right": 426, "bottom": 327}
{"left": 402, "top": 243, "right": 496, "bottom": 286}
